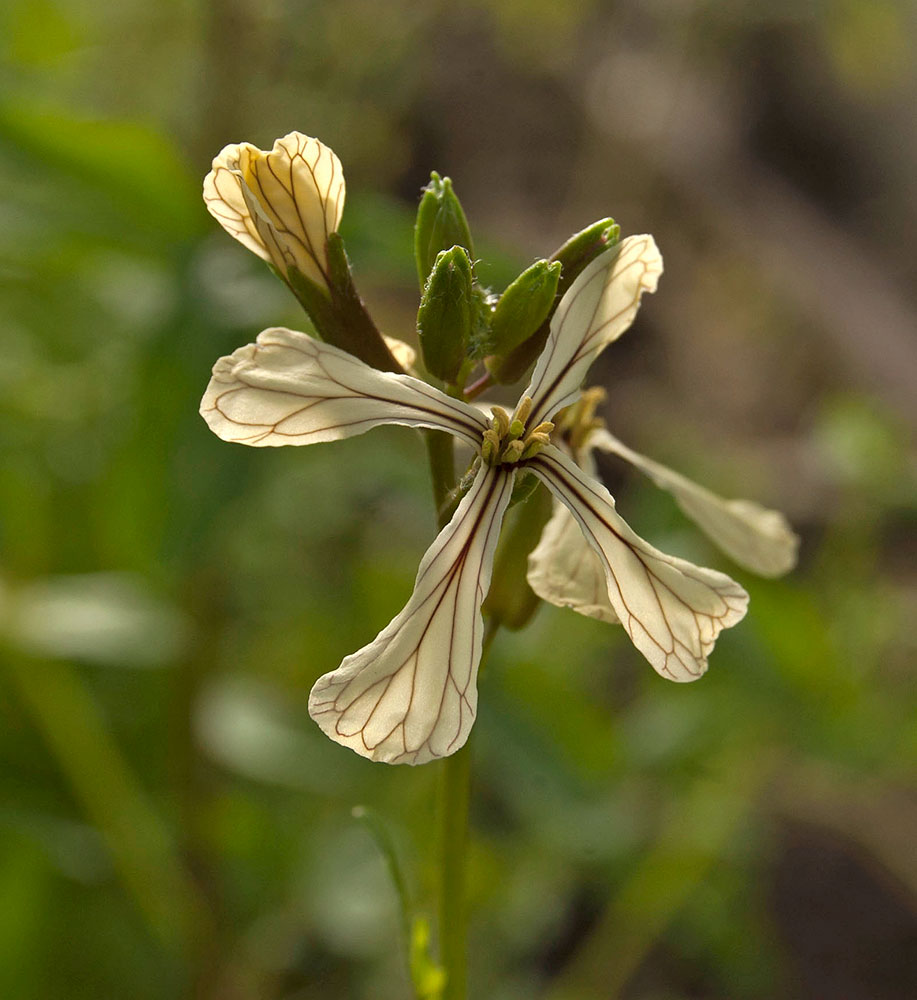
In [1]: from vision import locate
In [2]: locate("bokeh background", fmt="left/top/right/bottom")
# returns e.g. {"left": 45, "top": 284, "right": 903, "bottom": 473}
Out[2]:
{"left": 1, "top": 1, "right": 916, "bottom": 997}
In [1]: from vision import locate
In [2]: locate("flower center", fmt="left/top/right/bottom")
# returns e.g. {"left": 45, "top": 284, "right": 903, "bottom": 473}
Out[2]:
{"left": 481, "top": 396, "right": 554, "bottom": 466}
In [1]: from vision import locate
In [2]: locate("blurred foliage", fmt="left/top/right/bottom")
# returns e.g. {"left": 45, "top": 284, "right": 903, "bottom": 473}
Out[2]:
{"left": 1, "top": 1, "right": 916, "bottom": 999}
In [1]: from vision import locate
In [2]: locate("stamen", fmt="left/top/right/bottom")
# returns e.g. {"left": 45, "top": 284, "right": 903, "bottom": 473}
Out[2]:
{"left": 500, "top": 439, "right": 525, "bottom": 463}
{"left": 481, "top": 428, "right": 501, "bottom": 464}
{"left": 520, "top": 430, "right": 551, "bottom": 461}
{"left": 512, "top": 396, "right": 533, "bottom": 426}
{"left": 481, "top": 399, "right": 555, "bottom": 466}
{"left": 490, "top": 406, "right": 510, "bottom": 437}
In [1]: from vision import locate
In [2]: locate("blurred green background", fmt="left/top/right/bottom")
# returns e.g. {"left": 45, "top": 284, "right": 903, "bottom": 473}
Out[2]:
{"left": 1, "top": 1, "right": 916, "bottom": 997}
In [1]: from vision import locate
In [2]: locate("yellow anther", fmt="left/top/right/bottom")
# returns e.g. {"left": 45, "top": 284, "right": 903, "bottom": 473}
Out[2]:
{"left": 581, "top": 386, "right": 607, "bottom": 409}
{"left": 531, "top": 421, "right": 554, "bottom": 438}
{"left": 520, "top": 439, "right": 547, "bottom": 461}
{"left": 511, "top": 396, "right": 533, "bottom": 426}
{"left": 481, "top": 428, "right": 501, "bottom": 464}
{"left": 490, "top": 406, "right": 510, "bottom": 436}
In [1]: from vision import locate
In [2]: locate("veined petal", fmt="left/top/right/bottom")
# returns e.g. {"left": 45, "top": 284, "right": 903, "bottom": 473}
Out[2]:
{"left": 203, "top": 145, "right": 271, "bottom": 263}
{"left": 200, "top": 328, "right": 489, "bottom": 449}
{"left": 203, "top": 132, "right": 344, "bottom": 289}
{"left": 529, "top": 446, "right": 748, "bottom": 682}
{"left": 527, "top": 446, "right": 619, "bottom": 624}
{"left": 590, "top": 429, "right": 799, "bottom": 577}
{"left": 523, "top": 235, "right": 663, "bottom": 427}
{"left": 309, "top": 464, "right": 515, "bottom": 764}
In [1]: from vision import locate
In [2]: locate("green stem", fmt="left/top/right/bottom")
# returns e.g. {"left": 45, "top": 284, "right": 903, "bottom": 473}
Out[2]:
{"left": 425, "top": 430, "right": 457, "bottom": 529}
{"left": 437, "top": 621, "right": 498, "bottom": 1000}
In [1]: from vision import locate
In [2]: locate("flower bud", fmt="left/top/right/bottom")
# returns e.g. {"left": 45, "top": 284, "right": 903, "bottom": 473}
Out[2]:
{"left": 551, "top": 217, "right": 620, "bottom": 286}
{"left": 203, "top": 132, "right": 344, "bottom": 293}
{"left": 416, "top": 245, "right": 473, "bottom": 383}
{"left": 487, "top": 259, "right": 561, "bottom": 359}
{"left": 486, "top": 218, "right": 621, "bottom": 384}
{"left": 414, "top": 173, "right": 474, "bottom": 289}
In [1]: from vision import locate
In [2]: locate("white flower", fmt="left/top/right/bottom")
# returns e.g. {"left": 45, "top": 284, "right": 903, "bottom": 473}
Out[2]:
{"left": 201, "top": 235, "right": 795, "bottom": 765}
{"left": 203, "top": 132, "right": 344, "bottom": 291}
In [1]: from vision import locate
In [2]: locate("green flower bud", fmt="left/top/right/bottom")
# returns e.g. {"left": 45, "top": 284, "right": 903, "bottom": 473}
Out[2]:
{"left": 488, "top": 259, "right": 561, "bottom": 358}
{"left": 414, "top": 172, "right": 474, "bottom": 289}
{"left": 486, "top": 217, "right": 621, "bottom": 385}
{"left": 551, "top": 217, "right": 620, "bottom": 285}
{"left": 416, "top": 245, "right": 473, "bottom": 383}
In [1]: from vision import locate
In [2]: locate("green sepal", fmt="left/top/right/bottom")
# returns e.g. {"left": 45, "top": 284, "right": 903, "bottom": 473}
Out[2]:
{"left": 466, "top": 284, "right": 497, "bottom": 361}
{"left": 488, "top": 259, "right": 561, "bottom": 359}
{"left": 285, "top": 261, "right": 336, "bottom": 334}
{"left": 324, "top": 233, "right": 402, "bottom": 371}
{"left": 414, "top": 172, "right": 474, "bottom": 289}
{"left": 417, "top": 245, "right": 473, "bottom": 383}
{"left": 486, "top": 218, "right": 620, "bottom": 385}
{"left": 482, "top": 477, "right": 553, "bottom": 631}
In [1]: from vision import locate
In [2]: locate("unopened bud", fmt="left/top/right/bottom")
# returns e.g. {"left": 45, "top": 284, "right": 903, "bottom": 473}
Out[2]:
{"left": 488, "top": 259, "right": 561, "bottom": 358}
{"left": 414, "top": 173, "right": 474, "bottom": 289}
{"left": 486, "top": 218, "right": 621, "bottom": 385}
{"left": 417, "top": 246, "right": 473, "bottom": 382}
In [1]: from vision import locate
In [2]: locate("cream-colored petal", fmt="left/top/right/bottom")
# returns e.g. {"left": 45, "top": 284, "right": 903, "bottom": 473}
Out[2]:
{"left": 528, "top": 499, "right": 620, "bottom": 624}
{"left": 523, "top": 236, "right": 663, "bottom": 427}
{"left": 200, "top": 328, "right": 489, "bottom": 449}
{"left": 309, "top": 465, "right": 515, "bottom": 764}
{"left": 530, "top": 446, "right": 748, "bottom": 682}
{"left": 203, "top": 146, "right": 271, "bottom": 262}
{"left": 203, "top": 133, "right": 344, "bottom": 289}
{"left": 591, "top": 429, "right": 799, "bottom": 577}
{"left": 527, "top": 446, "right": 619, "bottom": 623}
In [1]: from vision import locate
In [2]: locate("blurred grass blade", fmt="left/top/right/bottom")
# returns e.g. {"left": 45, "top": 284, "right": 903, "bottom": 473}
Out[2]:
{"left": 545, "top": 748, "right": 775, "bottom": 1000}
{"left": 2, "top": 645, "right": 205, "bottom": 951}
{"left": 0, "top": 100, "right": 201, "bottom": 240}
{"left": 353, "top": 805, "right": 444, "bottom": 999}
